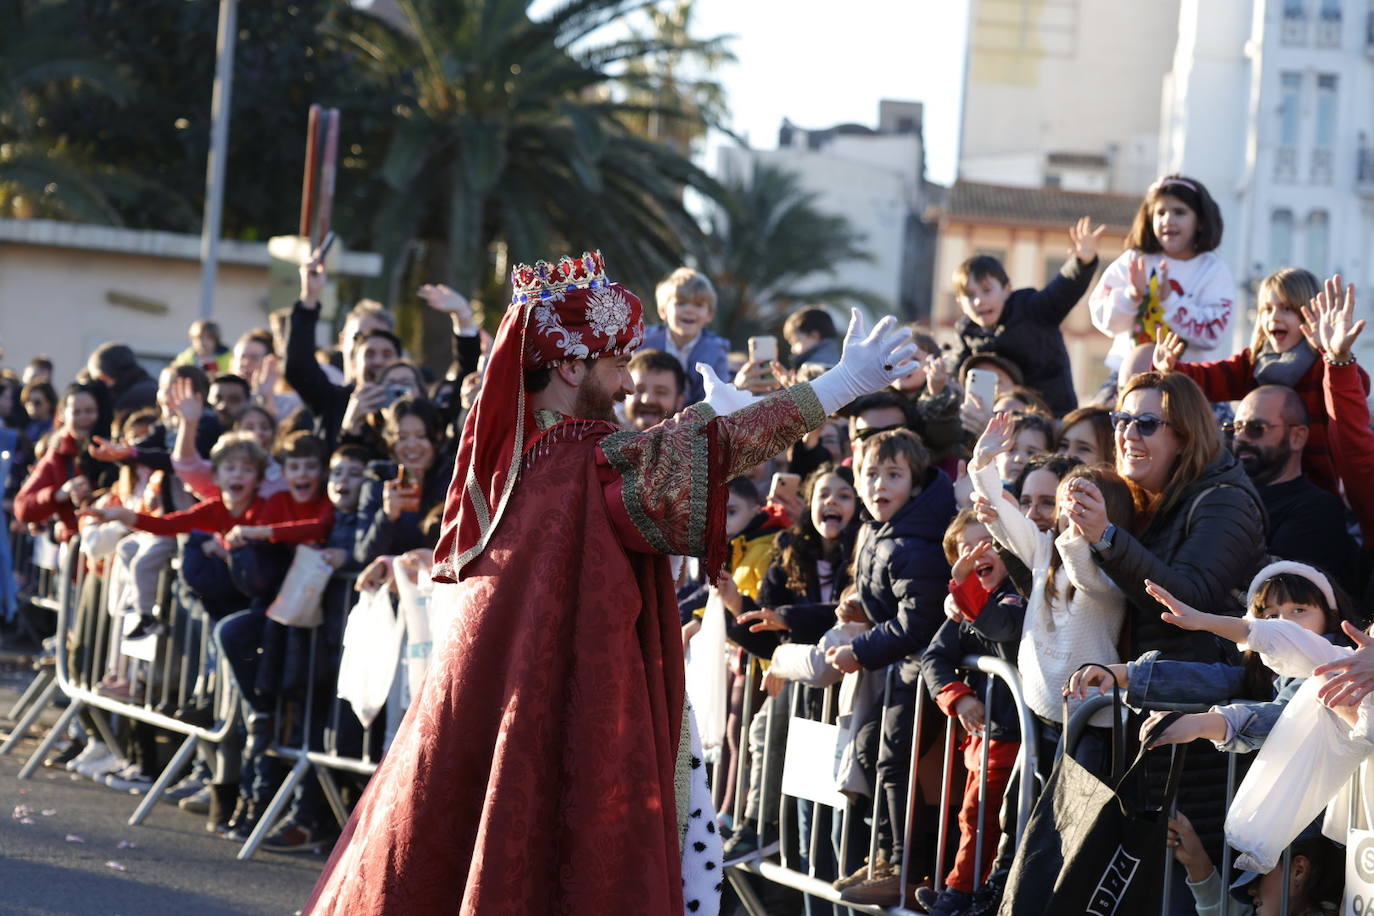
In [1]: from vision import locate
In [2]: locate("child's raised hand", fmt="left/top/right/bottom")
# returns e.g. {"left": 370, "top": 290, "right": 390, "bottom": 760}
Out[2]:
{"left": 713, "top": 573, "right": 743, "bottom": 616}
{"left": 1320, "top": 274, "right": 1365, "bottom": 363}
{"left": 1127, "top": 255, "right": 1149, "bottom": 303}
{"left": 924, "top": 351, "right": 948, "bottom": 396}
{"left": 1314, "top": 621, "right": 1374, "bottom": 708}
{"left": 1068, "top": 216, "right": 1106, "bottom": 264}
{"left": 951, "top": 538, "right": 994, "bottom": 585}
{"left": 1063, "top": 663, "right": 1126, "bottom": 699}
{"left": 1157, "top": 260, "right": 1173, "bottom": 303}
{"left": 971, "top": 411, "right": 1016, "bottom": 471}
{"left": 88, "top": 436, "right": 133, "bottom": 463}
{"left": 954, "top": 695, "right": 986, "bottom": 735}
{"left": 970, "top": 493, "right": 1000, "bottom": 526}
{"left": 1145, "top": 579, "right": 1207, "bottom": 630}
{"left": 168, "top": 376, "right": 202, "bottom": 422}
{"left": 737, "top": 607, "right": 788, "bottom": 633}
{"left": 1151, "top": 326, "right": 1187, "bottom": 373}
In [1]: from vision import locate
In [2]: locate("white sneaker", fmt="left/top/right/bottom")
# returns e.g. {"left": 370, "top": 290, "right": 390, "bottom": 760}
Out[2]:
{"left": 104, "top": 764, "right": 153, "bottom": 795}
{"left": 76, "top": 751, "right": 127, "bottom": 781}
{"left": 66, "top": 741, "right": 112, "bottom": 773}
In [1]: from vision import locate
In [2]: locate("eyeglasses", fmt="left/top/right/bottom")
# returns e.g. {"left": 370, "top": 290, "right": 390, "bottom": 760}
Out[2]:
{"left": 1222, "top": 420, "right": 1300, "bottom": 440}
{"left": 1110, "top": 411, "right": 1171, "bottom": 437}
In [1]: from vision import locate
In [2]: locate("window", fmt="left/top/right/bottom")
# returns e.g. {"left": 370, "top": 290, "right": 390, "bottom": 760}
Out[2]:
{"left": 1319, "top": 0, "right": 1341, "bottom": 20}
{"left": 1315, "top": 75, "right": 1338, "bottom": 147}
{"left": 1306, "top": 210, "right": 1330, "bottom": 276}
{"left": 1283, "top": 0, "right": 1306, "bottom": 18}
{"left": 1280, "top": 73, "right": 1302, "bottom": 147}
{"left": 1270, "top": 209, "right": 1294, "bottom": 265}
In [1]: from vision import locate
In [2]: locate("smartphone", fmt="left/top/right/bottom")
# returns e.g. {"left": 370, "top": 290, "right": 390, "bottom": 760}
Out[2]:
{"left": 748, "top": 336, "right": 778, "bottom": 365}
{"left": 768, "top": 472, "right": 801, "bottom": 506}
{"left": 965, "top": 368, "right": 998, "bottom": 409}
{"left": 382, "top": 384, "right": 410, "bottom": 407}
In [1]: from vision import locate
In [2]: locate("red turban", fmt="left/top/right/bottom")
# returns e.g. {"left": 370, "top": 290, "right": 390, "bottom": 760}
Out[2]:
{"left": 432, "top": 251, "right": 643, "bottom": 582}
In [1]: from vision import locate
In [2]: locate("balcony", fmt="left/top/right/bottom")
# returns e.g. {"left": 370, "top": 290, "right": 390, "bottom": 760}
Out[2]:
{"left": 1311, "top": 147, "right": 1334, "bottom": 184}
{"left": 1315, "top": 13, "right": 1342, "bottom": 47}
{"left": 1358, "top": 148, "right": 1374, "bottom": 196}
{"left": 1275, "top": 146, "right": 1298, "bottom": 183}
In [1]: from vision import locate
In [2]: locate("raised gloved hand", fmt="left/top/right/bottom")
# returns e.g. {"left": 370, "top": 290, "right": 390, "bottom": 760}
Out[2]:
{"left": 809, "top": 310, "right": 918, "bottom": 415}
{"left": 698, "top": 363, "right": 762, "bottom": 416}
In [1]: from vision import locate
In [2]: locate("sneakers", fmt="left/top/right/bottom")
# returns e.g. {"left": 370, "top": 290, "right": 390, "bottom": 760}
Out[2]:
{"left": 44, "top": 740, "right": 83, "bottom": 769}
{"left": 838, "top": 864, "right": 930, "bottom": 908}
{"left": 66, "top": 740, "right": 112, "bottom": 773}
{"left": 721, "top": 824, "right": 781, "bottom": 866}
{"left": 103, "top": 763, "right": 153, "bottom": 795}
{"left": 178, "top": 784, "right": 213, "bottom": 815}
{"left": 72, "top": 743, "right": 126, "bottom": 781}
{"left": 963, "top": 881, "right": 1003, "bottom": 916}
{"left": 261, "top": 820, "right": 336, "bottom": 854}
{"left": 914, "top": 886, "right": 974, "bottom": 916}
{"left": 833, "top": 850, "right": 891, "bottom": 891}
{"left": 164, "top": 772, "right": 206, "bottom": 804}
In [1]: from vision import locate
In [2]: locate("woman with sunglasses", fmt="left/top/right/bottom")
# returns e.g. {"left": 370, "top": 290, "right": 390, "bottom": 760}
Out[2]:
{"left": 1062, "top": 370, "right": 1266, "bottom": 662}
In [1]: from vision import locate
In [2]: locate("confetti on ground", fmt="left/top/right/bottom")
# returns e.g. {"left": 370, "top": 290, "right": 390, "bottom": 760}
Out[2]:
{"left": 17, "top": 788, "right": 29, "bottom": 795}
{"left": 12, "top": 804, "right": 32, "bottom": 819}
{"left": 41, "top": 808, "right": 56, "bottom": 816}
{"left": 65, "top": 834, "right": 84, "bottom": 844}
{"left": 17, "top": 818, "right": 33, "bottom": 825}
{"left": 104, "top": 861, "right": 126, "bottom": 872}
{"left": 116, "top": 840, "right": 137, "bottom": 849}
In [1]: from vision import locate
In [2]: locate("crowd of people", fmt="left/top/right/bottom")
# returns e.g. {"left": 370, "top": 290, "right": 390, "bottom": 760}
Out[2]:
{"left": 2, "top": 171, "right": 1372, "bottom": 916}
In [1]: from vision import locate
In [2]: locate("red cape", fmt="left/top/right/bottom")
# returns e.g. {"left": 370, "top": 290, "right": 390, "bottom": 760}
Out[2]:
{"left": 306, "top": 423, "right": 686, "bottom": 915}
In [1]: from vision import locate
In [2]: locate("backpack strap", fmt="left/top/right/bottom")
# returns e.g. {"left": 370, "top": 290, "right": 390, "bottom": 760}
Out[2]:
{"left": 1183, "top": 484, "right": 1227, "bottom": 536}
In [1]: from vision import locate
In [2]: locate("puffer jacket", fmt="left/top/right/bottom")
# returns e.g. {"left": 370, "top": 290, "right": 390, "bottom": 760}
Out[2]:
{"left": 849, "top": 467, "right": 956, "bottom": 672}
{"left": 1095, "top": 450, "right": 1266, "bottom": 662}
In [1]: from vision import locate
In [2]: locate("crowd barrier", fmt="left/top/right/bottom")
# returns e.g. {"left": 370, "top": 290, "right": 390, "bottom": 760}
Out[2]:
{"left": 0, "top": 525, "right": 1348, "bottom": 912}
{"left": 0, "top": 528, "right": 406, "bottom": 862}
{"left": 723, "top": 649, "right": 1322, "bottom": 916}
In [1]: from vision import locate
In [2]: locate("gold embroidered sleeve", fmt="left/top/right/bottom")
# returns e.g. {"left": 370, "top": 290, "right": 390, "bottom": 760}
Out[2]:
{"left": 598, "top": 383, "right": 825, "bottom": 557}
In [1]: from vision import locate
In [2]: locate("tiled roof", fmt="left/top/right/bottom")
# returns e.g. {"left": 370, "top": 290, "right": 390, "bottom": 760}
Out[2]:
{"left": 941, "top": 180, "right": 1141, "bottom": 230}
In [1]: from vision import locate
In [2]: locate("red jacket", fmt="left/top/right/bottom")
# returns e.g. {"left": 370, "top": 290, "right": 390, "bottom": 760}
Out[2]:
{"left": 14, "top": 432, "right": 83, "bottom": 540}
{"left": 1176, "top": 348, "right": 1370, "bottom": 494}
{"left": 1325, "top": 360, "right": 1374, "bottom": 545}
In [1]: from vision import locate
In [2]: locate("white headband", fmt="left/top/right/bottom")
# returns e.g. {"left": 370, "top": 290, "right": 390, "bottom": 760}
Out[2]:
{"left": 1245, "top": 560, "right": 1337, "bottom": 613}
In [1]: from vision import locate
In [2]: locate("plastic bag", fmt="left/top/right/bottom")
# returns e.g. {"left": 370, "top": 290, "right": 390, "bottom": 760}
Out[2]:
{"left": 266, "top": 544, "right": 333, "bottom": 628}
{"left": 393, "top": 558, "right": 437, "bottom": 697}
{"left": 684, "top": 591, "right": 728, "bottom": 754}
{"left": 1227, "top": 675, "right": 1372, "bottom": 872}
{"left": 336, "top": 587, "right": 404, "bottom": 728}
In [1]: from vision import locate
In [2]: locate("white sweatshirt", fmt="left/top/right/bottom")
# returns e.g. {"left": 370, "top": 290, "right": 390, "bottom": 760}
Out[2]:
{"left": 1089, "top": 249, "right": 1238, "bottom": 370}
{"left": 971, "top": 461, "right": 1126, "bottom": 726}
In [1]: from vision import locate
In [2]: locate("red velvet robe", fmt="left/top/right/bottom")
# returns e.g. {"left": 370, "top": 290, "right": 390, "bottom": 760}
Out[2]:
{"left": 305, "top": 385, "right": 825, "bottom": 915}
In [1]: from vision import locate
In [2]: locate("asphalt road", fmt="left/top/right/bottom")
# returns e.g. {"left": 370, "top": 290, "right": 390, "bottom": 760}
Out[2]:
{"left": 0, "top": 659, "right": 323, "bottom": 916}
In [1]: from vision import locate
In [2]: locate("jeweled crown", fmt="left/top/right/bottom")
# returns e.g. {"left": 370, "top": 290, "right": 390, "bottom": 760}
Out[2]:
{"left": 510, "top": 250, "right": 609, "bottom": 305}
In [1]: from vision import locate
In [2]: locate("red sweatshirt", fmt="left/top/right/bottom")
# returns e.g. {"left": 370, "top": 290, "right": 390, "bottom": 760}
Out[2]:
{"left": 1325, "top": 360, "right": 1374, "bottom": 545}
{"left": 134, "top": 491, "right": 332, "bottom": 546}
{"left": 1176, "top": 348, "right": 1370, "bottom": 494}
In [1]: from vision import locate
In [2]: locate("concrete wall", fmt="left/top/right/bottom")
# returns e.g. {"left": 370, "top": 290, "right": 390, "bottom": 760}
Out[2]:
{"left": 0, "top": 220, "right": 379, "bottom": 382}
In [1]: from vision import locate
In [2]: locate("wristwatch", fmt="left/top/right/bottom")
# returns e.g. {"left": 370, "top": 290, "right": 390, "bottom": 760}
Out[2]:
{"left": 1090, "top": 523, "right": 1117, "bottom": 555}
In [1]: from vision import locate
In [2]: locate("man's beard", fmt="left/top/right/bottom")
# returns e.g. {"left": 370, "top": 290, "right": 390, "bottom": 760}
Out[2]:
{"left": 572, "top": 374, "right": 621, "bottom": 423}
{"left": 1235, "top": 440, "right": 1290, "bottom": 486}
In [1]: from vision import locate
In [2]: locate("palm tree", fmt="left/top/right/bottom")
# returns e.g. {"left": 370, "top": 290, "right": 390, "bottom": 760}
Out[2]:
{"left": 0, "top": 0, "right": 133, "bottom": 222}
{"left": 709, "top": 160, "right": 884, "bottom": 339}
{"left": 335, "top": 0, "right": 731, "bottom": 308}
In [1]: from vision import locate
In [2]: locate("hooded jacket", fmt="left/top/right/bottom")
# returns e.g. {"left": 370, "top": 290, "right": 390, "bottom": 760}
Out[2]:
{"left": 849, "top": 466, "right": 956, "bottom": 671}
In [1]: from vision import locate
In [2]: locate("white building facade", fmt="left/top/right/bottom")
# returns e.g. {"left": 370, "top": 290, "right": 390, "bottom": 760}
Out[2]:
{"left": 1160, "top": 0, "right": 1374, "bottom": 361}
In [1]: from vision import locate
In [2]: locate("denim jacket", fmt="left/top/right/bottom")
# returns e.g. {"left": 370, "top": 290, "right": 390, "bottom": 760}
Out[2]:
{"left": 1125, "top": 635, "right": 1339, "bottom": 753}
{"left": 641, "top": 324, "right": 733, "bottom": 406}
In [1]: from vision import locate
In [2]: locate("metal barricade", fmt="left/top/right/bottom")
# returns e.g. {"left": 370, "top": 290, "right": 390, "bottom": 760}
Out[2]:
{"left": 725, "top": 653, "right": 1039, "bottom": 916}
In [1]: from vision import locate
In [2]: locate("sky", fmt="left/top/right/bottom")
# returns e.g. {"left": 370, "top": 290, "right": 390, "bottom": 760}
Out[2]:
{"left": 686, "top": 0, "right": 971, "bottom": 184}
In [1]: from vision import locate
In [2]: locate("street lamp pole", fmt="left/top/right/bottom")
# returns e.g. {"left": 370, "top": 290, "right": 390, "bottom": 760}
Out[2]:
{"left": 197, "top": 0, "right": 238, "bottom": 320}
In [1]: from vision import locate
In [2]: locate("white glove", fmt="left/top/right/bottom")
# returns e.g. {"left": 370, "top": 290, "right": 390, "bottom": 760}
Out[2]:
{"left": 808, "top": 310, "right": 918, "bottom": 415}
{"left": 698, "top": 363, "right": 763, "bottom": 415}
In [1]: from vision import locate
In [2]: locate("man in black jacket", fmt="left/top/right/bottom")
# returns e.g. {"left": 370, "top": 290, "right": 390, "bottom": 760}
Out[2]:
{"left": 954, "top": 218, "right": 1103, "bottom": 416}
{"left": 1231, "top": 385, "right": 1357, "bottom": 589}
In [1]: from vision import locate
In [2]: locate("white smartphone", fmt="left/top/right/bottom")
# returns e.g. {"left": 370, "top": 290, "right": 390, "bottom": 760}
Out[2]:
{"left": 965, "top": 367, "right": 998, "bottom": 408}
{"left": 748, "top": 335, "right": 778, "bottom": 365}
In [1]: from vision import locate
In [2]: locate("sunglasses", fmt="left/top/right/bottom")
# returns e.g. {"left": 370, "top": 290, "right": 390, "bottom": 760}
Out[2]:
{"left": 1222, "top": 420, "right": 1299, "bottom": 439}
{"left": 1110, "top": 411, "right": 1171, "bottom": 437}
